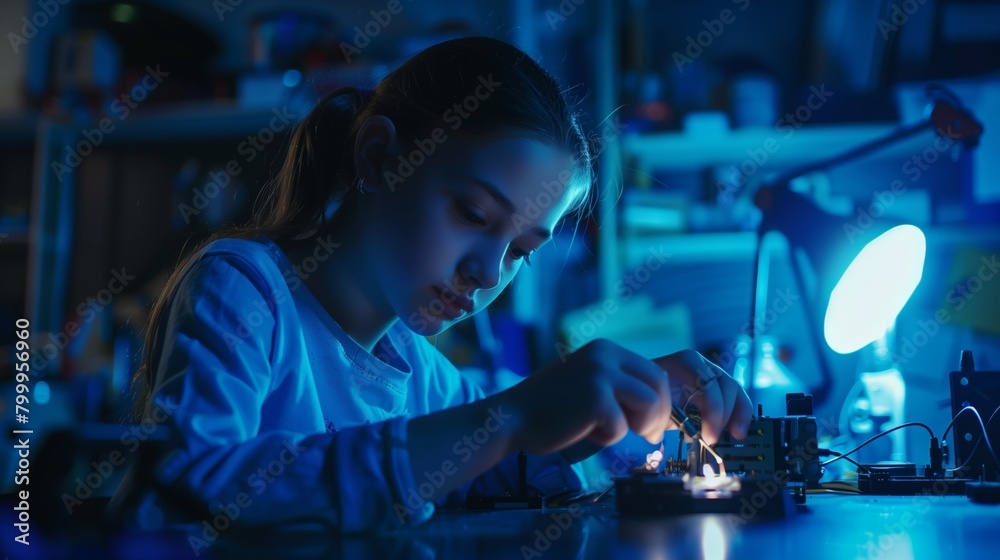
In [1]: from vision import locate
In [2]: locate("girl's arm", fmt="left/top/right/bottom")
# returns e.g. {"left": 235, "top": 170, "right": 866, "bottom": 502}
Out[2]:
{"left": 132, "top": 251, "right": 749, "bottom": 532}
{"left": 405, "top": 341, "right": 754, "bottom": 505}
{"left": 403, "top": 339, "right": 665, "bottom": 506}
{"left": 405, "top": 390, "right": 522, "bottom": 503}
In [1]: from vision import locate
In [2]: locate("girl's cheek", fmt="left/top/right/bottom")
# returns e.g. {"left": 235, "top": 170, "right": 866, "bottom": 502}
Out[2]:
{"left": 499, "top": 261, "right": 518, "bottom": 283}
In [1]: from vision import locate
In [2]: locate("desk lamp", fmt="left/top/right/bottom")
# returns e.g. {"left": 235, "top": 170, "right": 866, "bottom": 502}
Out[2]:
{"left": 745, "top": 85, "right": 983, "bottom": 463}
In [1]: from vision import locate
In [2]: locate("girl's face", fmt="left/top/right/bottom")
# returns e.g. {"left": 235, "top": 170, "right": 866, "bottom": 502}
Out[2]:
{"left": 359, "top": 133, "right": 585, "bottom": 336}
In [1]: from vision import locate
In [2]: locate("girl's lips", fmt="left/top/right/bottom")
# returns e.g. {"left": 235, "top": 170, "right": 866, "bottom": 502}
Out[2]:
{"left": 434, "top": 286, "right": 474, "bottom": 319}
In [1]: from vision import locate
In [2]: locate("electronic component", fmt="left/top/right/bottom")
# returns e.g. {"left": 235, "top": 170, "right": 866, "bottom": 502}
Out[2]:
{"left": 966, "top": 482, "right": 1000, "bottom": 504}
{"left": 949, "top": 350, "right": 1000, "bottom": 481}
{"left": 857, "top": 463, "right": 970, "bottom": 495}
{"left": 713, "top": 395, "right": 822, "bottom": 503}
{"left": 615, "top": 471, "right": 796, "bottom": 517}
{"left": 466, "top": 451, "right": 544, "bottom": 509}
{"left": 615, "top": 393, "right": 818, "bottom": 516}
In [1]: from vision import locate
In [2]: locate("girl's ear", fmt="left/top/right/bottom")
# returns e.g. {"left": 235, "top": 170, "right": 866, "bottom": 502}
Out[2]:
{"left": 354, "top": 115, "right": 399, "bottom": 193}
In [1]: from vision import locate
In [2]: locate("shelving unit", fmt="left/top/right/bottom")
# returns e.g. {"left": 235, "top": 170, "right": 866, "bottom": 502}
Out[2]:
{"left": 27, "top": 102, "right": 304, "bottom": 377}
{"left": 0, "top": 112, "right": 40, "bottom": 323}
{"left": 623, "top": 122, "right": 933, "bottom": 174}
{"left": 588, "top": 2, "right": 1000, "bottom": 447}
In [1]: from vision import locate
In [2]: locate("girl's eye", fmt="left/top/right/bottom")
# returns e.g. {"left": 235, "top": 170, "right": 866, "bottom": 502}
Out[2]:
{"left": 456, "top": 201, "right": 487, "bottom": 226}
{"left": 511, "top": 246, "right": 534, "bottom": 266}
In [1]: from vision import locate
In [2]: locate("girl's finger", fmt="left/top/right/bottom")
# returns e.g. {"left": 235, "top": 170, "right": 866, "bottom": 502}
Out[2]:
{"left": 611, "top": 347, "right": 673, "bottom": 434}
{"left": 674, "top": 353, "right": 729, "bottom": 445}
{"left": 610, "top": 372, "right": 666, "bottom": 443}
{"left": 587, "top": 392, "right": 630, "bottom": 447}
{"left": 715, "top": 363, "right": 754, "bottom": 439}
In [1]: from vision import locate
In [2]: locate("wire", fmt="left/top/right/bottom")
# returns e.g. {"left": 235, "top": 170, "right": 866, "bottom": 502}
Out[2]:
{"left": 820, "top": 422, "right": 935, "bottom": 467}
{"left": 819, "top": 449, "right": 870, "bottom": 474}
{"left": 813, "top": 483, "right": 862, "bottom": 494}
{"left": 943, "top": 404, "right": 1000, "bottom": 443}
{"left": 946, "top": 405, "right": 1000, "bottom": 474}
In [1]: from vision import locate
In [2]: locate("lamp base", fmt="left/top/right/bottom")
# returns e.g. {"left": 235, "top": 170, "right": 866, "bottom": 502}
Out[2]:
{"left": 846, "top": 368, "right": 907, "bottom": 464}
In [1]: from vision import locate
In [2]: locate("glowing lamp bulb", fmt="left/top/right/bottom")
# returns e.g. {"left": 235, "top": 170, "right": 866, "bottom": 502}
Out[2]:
{"left": 824, "top": 225, "right": 925, "bottom": 354}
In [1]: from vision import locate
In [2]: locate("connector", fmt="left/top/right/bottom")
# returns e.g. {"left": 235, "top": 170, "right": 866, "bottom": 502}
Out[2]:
{"left": 929, "top": 436, "right": 944, "bottom": 478}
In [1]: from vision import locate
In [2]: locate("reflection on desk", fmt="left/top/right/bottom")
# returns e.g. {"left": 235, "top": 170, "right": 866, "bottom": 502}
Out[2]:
{"left": 3, "top": 495, "right": 998, "bottom": 559}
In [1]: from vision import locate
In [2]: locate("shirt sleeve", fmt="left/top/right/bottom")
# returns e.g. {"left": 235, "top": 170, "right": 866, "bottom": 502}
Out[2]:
{"left": 416, "top": 349, "right": 585, "bottom": 507}
{"left": 135, "top": 252, "right": 429, "bottom": 533}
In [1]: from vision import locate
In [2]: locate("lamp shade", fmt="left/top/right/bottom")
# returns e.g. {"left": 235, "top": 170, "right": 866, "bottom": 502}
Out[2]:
{"left": 824, "top": 225, "right": 925, "bottom": 353}
{"left": 755, "top": 185, "right": 926, "bottom": 354}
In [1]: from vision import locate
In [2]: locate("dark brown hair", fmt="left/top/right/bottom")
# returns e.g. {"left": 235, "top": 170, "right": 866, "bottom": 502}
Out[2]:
{"left": 130, "top": 36, "right": 594, "bottom": 410}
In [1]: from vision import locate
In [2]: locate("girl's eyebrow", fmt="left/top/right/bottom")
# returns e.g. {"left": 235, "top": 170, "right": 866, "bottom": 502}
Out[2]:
{"left": 463, "top": 175, "right": 552, "bottom": 241}
{"left": 464, "top": 175, "right": 515, "bottom": 213}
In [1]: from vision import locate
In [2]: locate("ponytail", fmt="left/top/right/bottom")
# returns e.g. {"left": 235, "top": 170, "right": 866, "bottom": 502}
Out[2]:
{"left": 256, "top": 86, "right": 372, "bottom": 237}
{"left": 128, "top": 86, "right": 372, "bottom": 410}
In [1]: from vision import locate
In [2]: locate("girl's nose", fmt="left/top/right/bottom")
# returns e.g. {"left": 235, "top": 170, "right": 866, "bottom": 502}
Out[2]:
{"left": 459, "top": 253, "right": 501, "bottom": 291}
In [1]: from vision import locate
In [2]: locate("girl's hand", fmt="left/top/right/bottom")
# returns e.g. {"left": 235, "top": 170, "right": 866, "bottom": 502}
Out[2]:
{"left": 503, "top": 340, "right": 753, "bottom": 456}
{"left": 652, "top": 349, "right": 753, "bottom": 445}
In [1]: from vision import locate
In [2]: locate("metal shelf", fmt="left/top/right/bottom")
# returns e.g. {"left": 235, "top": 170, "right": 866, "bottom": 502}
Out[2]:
{"left": 28, "top": 102, "right": 306, "bottom": 349}
{"left": 623, "top": 122, "right": 937, "bottom": 174}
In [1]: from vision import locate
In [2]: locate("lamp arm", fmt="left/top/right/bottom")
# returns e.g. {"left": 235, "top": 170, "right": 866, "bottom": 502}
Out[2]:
{"left": 746, "top": 228, "right": 765, "bottom": 409}
{"left": 786, "top": 245, "right": 833, "bottom": 407}
{"left": 747, "top": 229, "right": 834, "bottom": 409}
{"left": 767, "top": 119, "right": 933, "bottom": 189}
{"left": 763, "top": 92, "right": 982, "bottom": 190}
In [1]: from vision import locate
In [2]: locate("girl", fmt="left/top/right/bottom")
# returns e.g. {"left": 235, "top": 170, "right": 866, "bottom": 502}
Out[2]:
{"left": 117, "top": 36, "right": 752, "bottom": 533}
